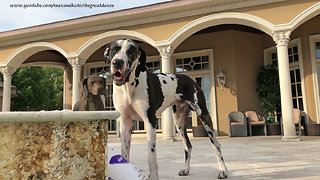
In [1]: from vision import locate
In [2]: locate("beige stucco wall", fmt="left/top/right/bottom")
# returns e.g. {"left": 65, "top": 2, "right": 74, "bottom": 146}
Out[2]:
{"left": 1, "top": 0, "right": 318, "bottom": 64}
{"left": 237, "top": 0, "right": 319, "bottom": 25}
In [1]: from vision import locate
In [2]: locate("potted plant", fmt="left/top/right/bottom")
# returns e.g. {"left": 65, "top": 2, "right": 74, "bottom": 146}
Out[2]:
{"left": 256, "top": 65, "right": 282, "bottom": 135}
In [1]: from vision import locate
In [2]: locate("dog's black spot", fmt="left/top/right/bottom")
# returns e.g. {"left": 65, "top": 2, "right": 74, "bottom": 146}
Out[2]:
{"left": 135, "top": 66, "right": 141, "bottom": 78}
{"left": 178, "top": 126, "right": 181, "bottom": 130}
{"left": 138, "top": 47, "right": 147, "bottom": 72}
{"left": 125, "top": 71, "right": 131, "bottom": 83}
{"left": 184, "top": 150, "right": 189, "bottom": 162}
{"left": 159, "top": 73, "right": 167, "bottom": 76}
{"left": 175, "top": 74, "right": 197, "bottom": 102}
{"left": 176, "top": 74, "right": 210, "bottom": 119}
{"left": 210, "top": 137, "right": 214, "bottom": 144}
{"left": 151, "top": 148, "right": 155, "bottom": 152}
{"left": 172, "top": 105, "right": 177, "bottom": 113}
{"left": 171, "top": 77, "right": 175, "bottom": 81}
{"left": 163, "top": 80, "right": 167, "bottom": 84}
{"left": 135, "top": 79, "right": 139, "bottom": 87}
{"left": 185, "top": 129, "right": 192, "bottom": 149}
{"left": 131, "top": 81, "right": 135, "bottom": 86}
{"left": 146, "top": 71, "right": 164, "bottom": 129}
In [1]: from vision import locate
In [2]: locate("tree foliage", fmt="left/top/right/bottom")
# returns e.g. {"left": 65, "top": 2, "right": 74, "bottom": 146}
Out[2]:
{"left": 11, "top": 67, "right": 63, "bottom": 111}
{"left": 256, "top": 65, "right": 281, "bottom": 123}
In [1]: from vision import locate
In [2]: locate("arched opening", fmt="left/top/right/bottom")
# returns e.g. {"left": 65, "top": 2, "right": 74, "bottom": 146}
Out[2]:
{"left": 9, "top": 49, "right": 69, "bottom": 111}
{"left": 168, "top": 12, "right": 274, "bottom": 51}
{"left": 173, "top": 23, "right": 274, "bottom": 136}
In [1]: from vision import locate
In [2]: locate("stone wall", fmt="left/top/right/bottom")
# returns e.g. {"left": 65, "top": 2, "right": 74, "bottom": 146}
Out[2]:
{"left": 0, "top": 120, "right": 108, "bottom": 179}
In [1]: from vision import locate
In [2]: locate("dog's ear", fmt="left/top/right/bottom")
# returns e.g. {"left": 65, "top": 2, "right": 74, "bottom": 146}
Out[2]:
{"left": 138, "top": 47, "right": 147, "bottom": 72}
{"left": 81, "top": 77, "right": 89, "bottom": 100}
{"left": 104, "top": 44, "right": 110, "bottom": 64}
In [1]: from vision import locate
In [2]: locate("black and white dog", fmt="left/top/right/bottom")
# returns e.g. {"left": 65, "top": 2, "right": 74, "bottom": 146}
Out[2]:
{"left": 104, "top": 39, "right": 227, "bottom": 179}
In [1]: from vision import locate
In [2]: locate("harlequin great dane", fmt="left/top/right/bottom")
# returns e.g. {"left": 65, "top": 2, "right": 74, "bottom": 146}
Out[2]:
{"left": 104, "top": 39, "right": 228, "bottom": 179}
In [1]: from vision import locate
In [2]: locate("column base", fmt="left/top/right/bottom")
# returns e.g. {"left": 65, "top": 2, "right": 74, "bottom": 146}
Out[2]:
{"left": 161, "top": 136, "right": 177, "bottom": 142}
{"left": 281, "top": 135, "right": 300, "bottom": 142}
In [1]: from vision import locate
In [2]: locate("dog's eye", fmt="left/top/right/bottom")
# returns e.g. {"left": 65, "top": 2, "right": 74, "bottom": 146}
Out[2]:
{"left": 113, "top": 45, "right": 121, "bottom": 52}
{"left": 90, "top": 82, "right": 94, "bottom": 86}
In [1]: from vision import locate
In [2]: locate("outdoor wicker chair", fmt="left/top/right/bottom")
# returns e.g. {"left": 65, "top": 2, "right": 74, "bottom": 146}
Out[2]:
{"left": 245, "top": 111, "right": 267, "bottom": 136}
{"left": 228, "top": 111, "right": 248, "bottom": 137}
{"left": 281, "top": 108, "right": 306, "bottom": 136}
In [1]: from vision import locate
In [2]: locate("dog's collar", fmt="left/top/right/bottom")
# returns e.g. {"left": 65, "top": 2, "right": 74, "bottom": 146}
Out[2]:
{"left": 85, "top": 98, "right": 94, "bottom": 102}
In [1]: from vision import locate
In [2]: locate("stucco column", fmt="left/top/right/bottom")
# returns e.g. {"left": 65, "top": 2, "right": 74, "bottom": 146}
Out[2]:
{"left": 273, "top": 31, "right": 299, "bottom": 141}
{"left": 158, "top": 46, "right": 176, "bottom": 141}
{"left": 68, "top": 57, "right": 85, "bottom": 109}
{"left": 0, "top": 66, "right": 15, "bottom": 112}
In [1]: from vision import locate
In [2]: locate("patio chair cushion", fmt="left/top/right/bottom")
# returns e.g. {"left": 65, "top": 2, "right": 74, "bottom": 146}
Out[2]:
{"left": 293, "top": 108, "right": 301, "bottom": 124}
{"left": 245, "top": 111, "right": 259, "bottom": 122}
{"left": 230, "top": 122, "right": 245, "bottom": 125}
{"left": 251, "top": 121, "right": 265, "bottom": 126}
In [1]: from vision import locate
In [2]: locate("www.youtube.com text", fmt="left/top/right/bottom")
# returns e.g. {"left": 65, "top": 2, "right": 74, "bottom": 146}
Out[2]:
{"left": 10, "top": 3, "right": 114, "bottom": 9}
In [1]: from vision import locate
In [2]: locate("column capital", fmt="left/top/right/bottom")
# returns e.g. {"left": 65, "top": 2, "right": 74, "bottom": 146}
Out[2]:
{"left": 157, "top": 45, "right": 173, "bottom": 58}
{"left": 0, "top": 66, "right": 16, "bottom": 77}
{"left": 68, "top": 57, "right": 85, "bottom": 71}
{"left": 273, "top": 30, "right": 291, "bottom": 47}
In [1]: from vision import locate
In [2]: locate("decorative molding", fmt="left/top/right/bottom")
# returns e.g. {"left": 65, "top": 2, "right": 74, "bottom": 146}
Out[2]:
{"left": 0, "top": 0, "right": 285, "bottom": 47}
{"left": 2, "top": 42, "right": 68, "bottom": 69}
{"left": 168, "top": 12, "right": 275, "bottom": 51}
{"left": 273, "top": 31, "right": 291, "bottom": 47}
{"left": 68, "top": 57, "right": 85, "bottom": 71}
{"left": 20, "top": 62, "right": 66, "bottom": 69}
{"left": 0, "top": 66, "right": 16, "bottom": 77}
{"left": 157, "top": 45, "right": 173, "bottom": 58}
{"left": 77, "top": 30, "right": 156, "bottom": 60}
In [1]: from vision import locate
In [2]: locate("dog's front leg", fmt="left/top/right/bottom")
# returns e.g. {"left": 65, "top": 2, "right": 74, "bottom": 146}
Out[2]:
{"left": 145, "top": 122, "right": 159, "bottom": 180}
{"left": 119, "top": 116, "right": 133, "bottom": 161}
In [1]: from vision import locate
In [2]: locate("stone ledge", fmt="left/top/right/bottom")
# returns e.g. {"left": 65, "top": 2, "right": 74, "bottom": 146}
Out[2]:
{"left": 0, "top": 120, "right": 108, "bottom": 179}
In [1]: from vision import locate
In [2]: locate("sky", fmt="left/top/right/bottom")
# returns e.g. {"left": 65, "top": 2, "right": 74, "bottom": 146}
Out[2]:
{"left": 0, "top": 0, "right": 173, "bottom": 32}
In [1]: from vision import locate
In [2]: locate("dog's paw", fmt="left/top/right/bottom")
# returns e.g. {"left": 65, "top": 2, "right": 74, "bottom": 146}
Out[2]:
{"left": 217, "top": 170, "right": 228, "bottom": 179}
{"left": 178, "top": 169, "right": 190, "bottom": 176}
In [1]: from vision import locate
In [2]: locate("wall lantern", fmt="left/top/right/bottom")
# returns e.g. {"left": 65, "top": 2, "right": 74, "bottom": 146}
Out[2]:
{"left": 216, "top": 66, "right": 226, "bottom": 90}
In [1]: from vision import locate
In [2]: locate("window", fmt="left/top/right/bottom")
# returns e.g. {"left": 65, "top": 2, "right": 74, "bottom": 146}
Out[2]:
{"left": 196, "top": 76, "right": 211, "bottom": 114}
{"left": 316, "top": 42, "right": 320, "bottom": 59}
{"left": 288, "top": 46, "right": 299, "bottom": 63}
{"left": 290, "top": 69, "right": 304, "bottom": 110}
{"left": 269, "top": 45, "right": 299, "bottom": 65}
{"left": 271, "top": 52, "right": 278, "bottom": 66}
{"left": 146, "top": 60, "right": 160, "bottom": 73}
{"left": 315, "top": 41, "right": 320, "bottom": 105}
{"left": 264, "top": 42, "right": 305, "bottom": 111}
{"left": 318, "top": 65, "right": 320, "bottom": 92}
{"left": 90, "top": 66, "right": 109, "bottom": 76}
{"left": 176, "top": 56, "right": 209, "bottom": 72}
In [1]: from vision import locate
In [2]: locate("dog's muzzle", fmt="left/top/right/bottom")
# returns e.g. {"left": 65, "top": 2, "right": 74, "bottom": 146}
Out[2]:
{"left": 111, "top": 59, "right": 128, "bottom": 86}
